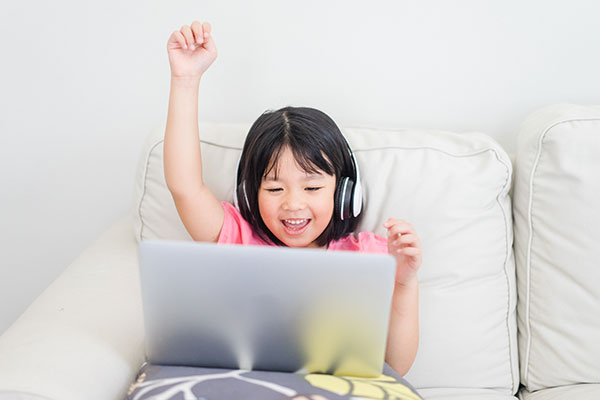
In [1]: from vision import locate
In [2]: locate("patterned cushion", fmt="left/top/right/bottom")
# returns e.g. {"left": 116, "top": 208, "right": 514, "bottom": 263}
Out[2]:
{"left": 127, "top": 362, "right": 423, "bottom": 400}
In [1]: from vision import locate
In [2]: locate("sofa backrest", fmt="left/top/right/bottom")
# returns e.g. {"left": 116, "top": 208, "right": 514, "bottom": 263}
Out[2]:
{"left": 132, "top": 121, "right": 518, "bottom": 394}
{"left": 512, "top": 103, "right": 600, "bottom": 392}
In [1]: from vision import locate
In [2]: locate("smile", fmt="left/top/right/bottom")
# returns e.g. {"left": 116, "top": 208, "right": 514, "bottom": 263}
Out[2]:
{"left": 281, "top": 219, "right": 311, "bottom": 234}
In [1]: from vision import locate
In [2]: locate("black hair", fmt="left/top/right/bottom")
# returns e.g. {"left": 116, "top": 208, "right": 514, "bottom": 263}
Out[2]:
{"left": 236, "top": 106, "right": 361, "bottom": 247}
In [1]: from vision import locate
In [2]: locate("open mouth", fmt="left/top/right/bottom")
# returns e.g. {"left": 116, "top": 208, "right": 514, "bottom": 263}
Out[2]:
{"left": 281, "top": 219, "right": 311, "bottom": 235}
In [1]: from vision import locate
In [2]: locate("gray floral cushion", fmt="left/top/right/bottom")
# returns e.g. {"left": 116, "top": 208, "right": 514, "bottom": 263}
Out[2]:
{"left": 127, "top": 362, "right": 423, "bottom": 400}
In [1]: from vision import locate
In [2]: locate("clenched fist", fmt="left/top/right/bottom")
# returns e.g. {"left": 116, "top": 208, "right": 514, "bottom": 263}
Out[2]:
{"left": 167, "top": 21, "right": 217, "bottom": 80}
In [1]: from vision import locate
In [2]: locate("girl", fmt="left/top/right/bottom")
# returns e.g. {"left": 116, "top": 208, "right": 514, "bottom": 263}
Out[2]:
{"left": 163, "top": 21, "right": 422, "bottom": 377}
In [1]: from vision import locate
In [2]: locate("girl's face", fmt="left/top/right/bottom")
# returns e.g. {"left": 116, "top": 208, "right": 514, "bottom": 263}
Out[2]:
{"left": 258, "top": 146, "right": 336, "bottom": 249}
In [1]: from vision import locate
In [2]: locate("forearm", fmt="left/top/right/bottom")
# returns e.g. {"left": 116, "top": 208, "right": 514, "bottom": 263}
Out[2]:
{"left": 385, "top": 278, "right": 419, "bottom": 376}
{"left": 164, "top": 76, "right": 204, "bottom": 193}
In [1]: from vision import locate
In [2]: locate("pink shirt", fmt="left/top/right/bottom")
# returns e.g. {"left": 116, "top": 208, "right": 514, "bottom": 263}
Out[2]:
{"left": 218, "top": 202, "right": 388, "bottom": 254}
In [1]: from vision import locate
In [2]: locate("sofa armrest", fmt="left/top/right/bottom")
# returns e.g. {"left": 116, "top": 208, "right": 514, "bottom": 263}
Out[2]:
{"left": 0, "top": 215, "right": 145, "bottom": 400}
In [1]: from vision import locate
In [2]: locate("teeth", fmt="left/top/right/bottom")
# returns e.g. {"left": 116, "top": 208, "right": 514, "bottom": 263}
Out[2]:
{"left": 284, "top": 219, "right": 308, "bottom": 225}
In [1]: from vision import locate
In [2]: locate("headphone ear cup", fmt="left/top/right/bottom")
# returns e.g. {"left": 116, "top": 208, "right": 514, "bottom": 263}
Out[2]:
{"left": 241, "top": 182, "right": 250, "bottom": 210}
{"left": 233, "top": 183, "right": 240, "bottom": 209}
{"left": 234, "top": 181, "right": 250, "bottom": 211}
{"left": 352, "top": 179, "right": 362, "bottom": 217}
{"left": 337, "top": 177, "right": 355, "bottom": 221}
{"left": 335, "top": 177, "right": 347, "bottom": 220}
{"left": 343, "top": 179, "right": 356, "bottom": 220}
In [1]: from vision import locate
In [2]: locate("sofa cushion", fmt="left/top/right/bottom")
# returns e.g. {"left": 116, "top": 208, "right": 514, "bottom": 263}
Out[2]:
{"left": 0, "top": 392, "right": 53, "bottom": 400}
{"left": 512, "top": 103, "right": 600, "bottom": 393}
{"left": 518, "top": 383, "right": 600, "bottom": 400}
{"left": 126, "top": 362, "right": 424, "bottom": 400}
{"left": 419, "top": 387, "right": 518, "bottom": 399}
{"left": 0, "top": 216, "right": 145, "bottom": 400}
{"left": 132, "top": 121, "right": 517, "bottom": 394}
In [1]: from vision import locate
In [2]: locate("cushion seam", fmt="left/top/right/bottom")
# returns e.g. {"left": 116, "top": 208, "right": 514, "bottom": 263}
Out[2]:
{"left": 495, "top": 153, "right": 516, "bottom": 393}
{"left": 489, "top": 146, "right": 517, "bottom": 393}
{"left": 137, "top": 139, "right": 165, "bottom": 241}
{"left": 198, "top": 141, "right": 507, "bottom": 158}
{"left": 353, "top": 146, "right": 503, "bottom": 158}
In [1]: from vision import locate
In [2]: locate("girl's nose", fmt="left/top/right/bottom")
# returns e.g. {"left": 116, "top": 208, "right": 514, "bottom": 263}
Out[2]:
{"left": 282, "top": 193, "right": 306, "bottom": 210}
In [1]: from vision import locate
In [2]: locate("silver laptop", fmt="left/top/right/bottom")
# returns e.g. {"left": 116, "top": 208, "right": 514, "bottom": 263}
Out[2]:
{"left": 138, "top": 239, "right": 396, "bottom": 378}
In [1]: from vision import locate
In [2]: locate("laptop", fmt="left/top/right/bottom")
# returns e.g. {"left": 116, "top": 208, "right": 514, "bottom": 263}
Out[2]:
{"left": 138, "top": 239, "right": 396, "bottom": 378}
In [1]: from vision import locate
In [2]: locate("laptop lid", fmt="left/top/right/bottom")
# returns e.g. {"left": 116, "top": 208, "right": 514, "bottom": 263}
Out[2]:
{"left": 138, "top": 239, "right": 396, "bottom": 378}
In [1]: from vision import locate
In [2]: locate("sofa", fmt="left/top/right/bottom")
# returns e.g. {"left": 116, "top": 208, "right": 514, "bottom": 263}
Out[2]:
{"left": 0, "top": 103, "right": 598, "bottom": 400}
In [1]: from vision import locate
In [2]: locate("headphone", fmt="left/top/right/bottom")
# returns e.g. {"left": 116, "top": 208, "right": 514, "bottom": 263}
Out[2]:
{"left": 233, "top": 132, "right": 362, "bottom": 221}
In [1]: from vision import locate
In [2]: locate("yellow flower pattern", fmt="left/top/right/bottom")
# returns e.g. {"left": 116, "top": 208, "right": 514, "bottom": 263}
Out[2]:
{"left": 304, "top": 373, "right": 422, "bottom": 400}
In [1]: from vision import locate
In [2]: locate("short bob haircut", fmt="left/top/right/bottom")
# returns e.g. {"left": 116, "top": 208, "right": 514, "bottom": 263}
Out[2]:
{"left": 236, "top": 106, "right": 362, "bottom": 247}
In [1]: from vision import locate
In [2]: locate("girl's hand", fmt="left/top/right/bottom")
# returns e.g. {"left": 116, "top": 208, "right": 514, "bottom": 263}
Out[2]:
{"left": 167, "top": 21, "right": 217, "bottom": 80}
{"left": 383, "top": 218, "right": 422, "bottom": 285}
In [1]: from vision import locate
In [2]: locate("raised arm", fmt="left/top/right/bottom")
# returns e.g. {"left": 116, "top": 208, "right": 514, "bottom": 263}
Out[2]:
{"left": 163, "top": 21, "right": 224, "bottom": 242}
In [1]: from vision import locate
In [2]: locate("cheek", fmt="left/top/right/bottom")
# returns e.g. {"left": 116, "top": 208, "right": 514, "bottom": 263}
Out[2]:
{"left": 316, "top": 188, "right": 336, "bottom": 216}
{"left": 257, "top": 192, "right": 276, "bottom": 222}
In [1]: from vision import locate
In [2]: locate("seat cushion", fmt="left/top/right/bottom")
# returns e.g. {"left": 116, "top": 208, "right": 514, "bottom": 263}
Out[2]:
{"left": 518, "top": 383, "right": 600, "bottom": 400}
{"left": 0, "top": 392, "right": 53, "bottom": 400}
{"left": 512, "top": 104, "right": 600, "bottom": 392}
{"left": 418, "top": 387, "right": 517, "bottom": 399}
{"left": 132, "top": 122, "right": 518, "bottom": 394}
{"left": 126, "top": 362, "right": 424, "bottom": 400}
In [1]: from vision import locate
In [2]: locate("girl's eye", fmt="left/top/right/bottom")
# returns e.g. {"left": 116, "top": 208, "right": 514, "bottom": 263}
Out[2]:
{"left": 265, "top": 187, "right": 322, "bottom": 192}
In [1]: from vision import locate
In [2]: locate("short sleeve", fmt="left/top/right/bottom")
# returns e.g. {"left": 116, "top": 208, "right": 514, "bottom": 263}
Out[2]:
{"left": 358, "top": 231, "right": 389, "bottom": 253}
{"left": 218, "top": 202, "right": 270, "bottom": 246}
{"left": 328, "top": 231, "right": 389, "bottom": 254}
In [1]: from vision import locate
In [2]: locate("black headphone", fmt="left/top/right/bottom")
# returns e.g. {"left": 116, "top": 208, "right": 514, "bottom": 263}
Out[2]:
{"left": 234, "top": 132, "right": 362, "bottom": 221}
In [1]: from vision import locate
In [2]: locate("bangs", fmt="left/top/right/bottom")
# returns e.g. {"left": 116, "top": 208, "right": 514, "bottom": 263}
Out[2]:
{"left": 262, "top": 143, "right": 336, "bottom": 182}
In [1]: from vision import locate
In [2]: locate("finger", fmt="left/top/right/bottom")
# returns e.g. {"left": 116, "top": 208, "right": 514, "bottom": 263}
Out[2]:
{"left": 202, "top": 21, "right": 212, "bottom": 37}
{"left": 398, "top": 247, "right": 421, "bottom": 256}
{"left": 387, "top": 232, "right": 400, "bottom": 244}
{"left": 191, "top": 21, "right": 204, "bottom": 45}
{"left": 383, "top": 218, "right": 411, "bottom": 229}
{"left": 395, "top": 233, "right": 419, "bottom": 245}
{"left": 180, "top": 24, "right": 195, "bottom": 49}
{"left": 172, "top": 30, "right": 188, "bottom": 50}
{"left": 202, "top": 30, "right": 217, "bottom": 54}
{"left": 387, "top": 223, "right": 414, "bottom": 237}
{"left": 382, "top": 218, "right": 396, "bottom": 228}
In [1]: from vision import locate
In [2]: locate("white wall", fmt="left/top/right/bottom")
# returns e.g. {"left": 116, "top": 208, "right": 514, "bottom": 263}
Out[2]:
{"left": 1, "top": 0, "right": 599, "bottom": 335}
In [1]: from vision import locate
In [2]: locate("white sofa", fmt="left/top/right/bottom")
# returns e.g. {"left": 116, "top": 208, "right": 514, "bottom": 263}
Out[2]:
{"left": 0, "top": 103, "right": 598, "bottom": 400}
